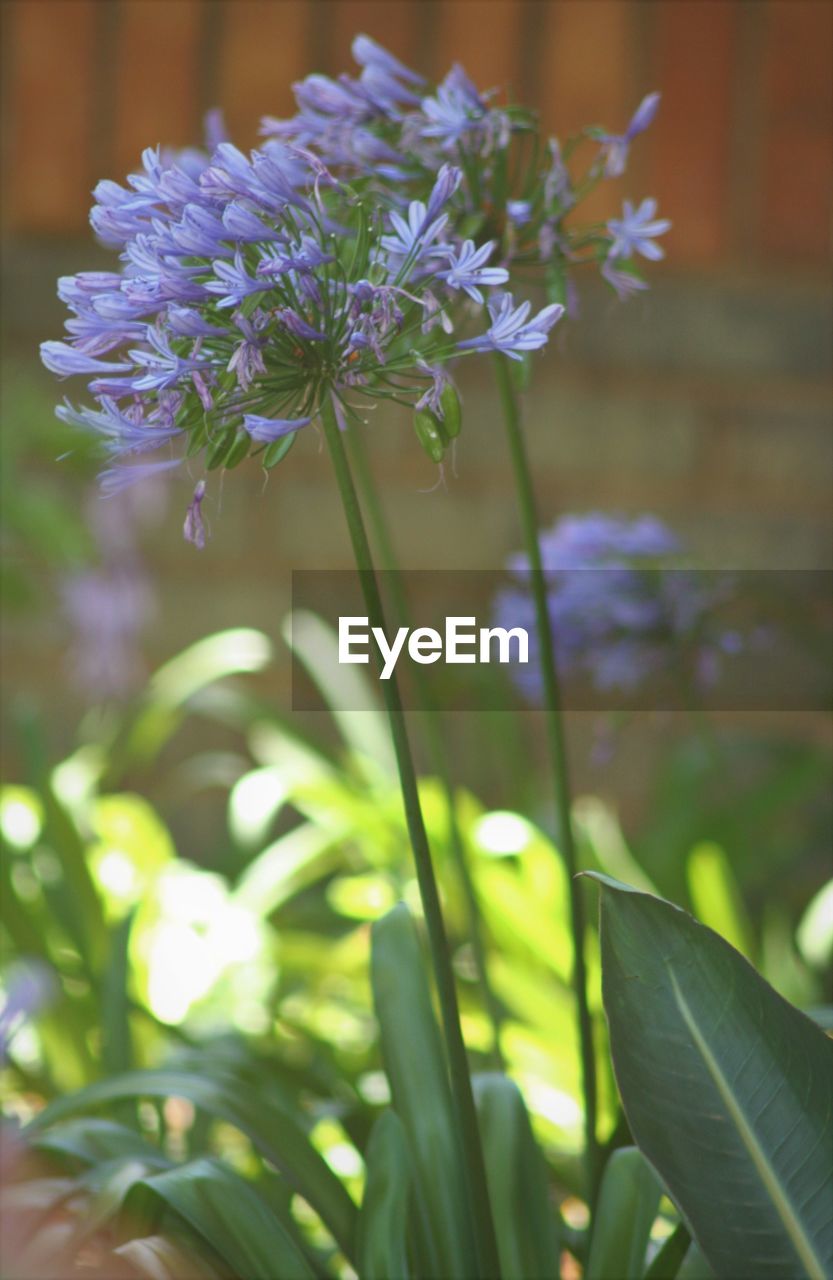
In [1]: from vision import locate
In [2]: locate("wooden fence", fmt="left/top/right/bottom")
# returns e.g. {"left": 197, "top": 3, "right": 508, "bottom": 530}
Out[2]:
{"left": 2, "top": 0, "right": 831, "bottom": 266}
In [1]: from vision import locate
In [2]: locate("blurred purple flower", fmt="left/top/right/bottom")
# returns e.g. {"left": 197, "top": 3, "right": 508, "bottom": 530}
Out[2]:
{"left": 599, "top": 92, "right": 661, "bottom": 178}
{"left": 608, "top": 198, "right": 671, "bottom": 262}
{"left": 495, "top": 513, "right": 737, "bottom": 702}
{"left": 458, "top": 292, "right": 563, "bottom": 360}
{"left": 0, "top": 962, "right": 56, "bottom": 1064}
{"left": 243, "top": 414, "right": 312, "bottom": 442}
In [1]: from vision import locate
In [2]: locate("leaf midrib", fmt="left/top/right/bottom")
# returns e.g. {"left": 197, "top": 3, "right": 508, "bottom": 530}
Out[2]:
{"left": 669, "top": 968, "right": 825, "bottom": 1280}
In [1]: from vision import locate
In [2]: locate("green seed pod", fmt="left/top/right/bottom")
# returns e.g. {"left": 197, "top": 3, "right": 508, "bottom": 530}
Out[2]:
{"left": 205, "top": 428, "right": 237, "bottom": 470}
{"left": 186, "top": 419, "right": 210, "bottom": 457}
{"left": 222, "top": 429, "right": 251, "bottom": 470}
{"left": 262, "top": 431, "right": 298, "bottom": 470}
{"left": 413, "top": 409, "right": 446, "bottom": 463}
{"left": 439, "top": 384, "right": 462, "bottom": 439}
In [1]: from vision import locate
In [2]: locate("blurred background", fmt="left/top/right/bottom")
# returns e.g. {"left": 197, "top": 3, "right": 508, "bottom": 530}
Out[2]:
{"left": 0, "top": 7, "right": 831, "bottom": 1228}
{"left": 1, "top": 0, "right": 831, "bottom": 827}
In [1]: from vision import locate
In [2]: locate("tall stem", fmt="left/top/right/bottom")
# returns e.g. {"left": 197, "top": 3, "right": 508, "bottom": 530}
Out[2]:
{"left": 347, "top": 426, "right": 505, "bottom": 1067}
{"left": 319, "top": 398, "right": 502, "bottom": 1278}
{"left": 492, "top": 353, "right": 600, "bottom": 1198}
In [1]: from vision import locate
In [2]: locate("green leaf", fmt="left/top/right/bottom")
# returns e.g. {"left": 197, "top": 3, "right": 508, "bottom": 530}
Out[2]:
{"left": 677, "top": 1241, "right": 715, "bottom": 1278}
{"left": 30, "top": 1118, "right": 169, "bottom": 1169}
{"left": 474, "top": 1074, "right": 558, "bottom": 1279}
{"left": 130, "top": 1159, "right": 316, "bottom": 1280}
{"left": 371, "top": 904, "right": 478, "bottom": 1279}
{"left": 357, "top": 1111, "right": 412, "bottom": 1280}
{"left": 101, "top": 911, "right": 135, "bottom": 1076}
{"left": 25, "top": 1068, "right": 357, "bottom": 1260}
{"left": 585, "top": 1146, "right": 661, "bottom": 1279}
{"left": 283, "top": 610, "right": 395, "bottom": 778}
{"left": 686, "top": 842, "right": 754, "bottom": 958}
{"left": 645, "top": 1223, "right": 693, "bottom": 1280}
{"left": 588, "top": 874, "right": 833, "bottom": 1280}
{"left": 347, "top": 202, "right": 370, "bottom": 279}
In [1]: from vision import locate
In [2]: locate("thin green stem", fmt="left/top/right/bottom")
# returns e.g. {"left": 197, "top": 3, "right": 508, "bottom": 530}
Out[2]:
{"left": 319, "top": 397, "right": 502, "bottom": 1279}
{"left": 346, "top": 425, "right": 506, "bottom": 1068}
{"left": 492, "top": 353, "right": 600, "bottom": 1200}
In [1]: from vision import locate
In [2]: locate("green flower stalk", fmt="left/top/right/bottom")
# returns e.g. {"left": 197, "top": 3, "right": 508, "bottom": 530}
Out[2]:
{"left": 319, "top": 397, "right": 502, "bottom": 1277}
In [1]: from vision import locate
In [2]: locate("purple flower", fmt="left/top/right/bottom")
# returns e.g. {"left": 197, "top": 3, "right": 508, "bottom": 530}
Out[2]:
{"left": 257, "top": 235, "right": 334, "bottom": 277}
{"left": 423, "top": 162, "right": 463, "bottom": 224}
{"left": 183, "top": 480, "right": 208, "bottom": 549}
{"left": 414, "top": 362, "right": 451, "bottom": 416}
{"left": 126, "top": 327, "right": 212, "bottom": 393}
{"left": 601, "top": 258, "right": 650, "bottom": 301}
{"left": 222, "top": 201, "right": 284, "bottom": 242}
{"left": 607, "top": 198, "right": 671, "bottom": 261}
{"left": 0, "top": 963, "right": 57, "bottom": 1063}
{"left": 243, "top": 414, "right": 312, "bottom": 442}
{"left": 544, "top": 138, "right": 573, "bottom": 208}
{"left": 380, "top": 200, "right": 449, "bottom": 263}
{"left": 276, "top": 309, "right": 327, "bottom": 342}
{"left": 495, "top": 513, "right": 734, "bottom": 701}
{"left": 40, "top": 342, "right": 133, "bottom": 378}
{"left": 56, "top": 396, "right": 183, "bottom": 457}
{"left": 507, "top": 200, "right": 533, "bottom": 226}
{"left": 100, "top": 457, "right": 183, "bottom": 495}
{"left": 458, "top": 292, "right": 563, "bottom": 360}
{"left": 419, "top": 65, "right": 500, "bottom": 153}
{"left": 206, "top": 249, "right": 269, "bottom": 308}
{"left": 352, "top": 34, "right": 424, "bottom": 86}
{"left": 599, "top": 92, "right": 661, "bottom": 178}
{"left": 437, "top": 239, "right": 508, "bottom": 304}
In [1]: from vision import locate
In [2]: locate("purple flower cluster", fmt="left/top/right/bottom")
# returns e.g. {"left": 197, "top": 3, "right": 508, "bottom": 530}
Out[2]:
{"left": 40, "top": 33, "right": 669, "bottom": 543}
{"left": 270, "top": 35, "right": 669, "bottom": 297}
{"left": 41, "top": 118, "right": 550, "bottom": 536}
{"left": 495, "top": 513, "right": 738, "bottom": 701}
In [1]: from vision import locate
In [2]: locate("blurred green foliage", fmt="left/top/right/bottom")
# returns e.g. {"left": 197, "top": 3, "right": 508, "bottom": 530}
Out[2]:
{"left": 0, "top": 360, "right": 96, "bottom": 613}
{"left": 1, "top": 623, "right": 830, "bottom": 1277}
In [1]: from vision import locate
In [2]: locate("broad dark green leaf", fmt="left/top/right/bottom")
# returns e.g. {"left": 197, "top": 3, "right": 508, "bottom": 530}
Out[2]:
{"left": 371, "top": 904, "right": 478, "bottom": 1280}
{"left": 25, "top": 1068, "right": 356, "bottom": 1260}
{"left": 585, "top": 1146, "right": 661, "bottom": 1279}
{"left": 589, "top": 874, "right": 833, "bottom": 1280}
{"left": 130, "top": 1159, "right": 316, "bottom": 1280}
{"left": 474, "top": 1073, "right": 558, "bottom": 1279}
{"left": 357, "top": 1111, "right": 412, "bottom": 1280}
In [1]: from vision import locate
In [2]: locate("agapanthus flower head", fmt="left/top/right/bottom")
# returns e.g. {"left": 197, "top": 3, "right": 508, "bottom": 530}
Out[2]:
{"left": 495, "top": 513, "right": 739, "bottom": 702}
{"left": 265, "top": 37, "right": 665, "bottom": 315}
{"left": 41, "top": 106, "right": 536, "bottom": 543}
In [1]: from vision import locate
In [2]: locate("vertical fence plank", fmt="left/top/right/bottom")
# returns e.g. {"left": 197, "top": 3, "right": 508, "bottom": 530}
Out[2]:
{"left": 652, "top": 1, "right": 736, "bottom": 263}
{"left": 6, "top": 0, "right": 97, "bottom": 233}
{"left": 539, "top": 1, "right": 636, "bottom": 223}
{"left": 113, "top": 0, "right": 204, "bottom": 172}
{"left": 760, "top": 0, "right": 833, "bottom": 261}
{"left": 434, "top": 0, "right": 524, "bottom": 95}
{"left": 217, "top": 0, "right": 312, "bottom": 146}
{"left": 328, "top": 1, "right": 422, "bottom": 76}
